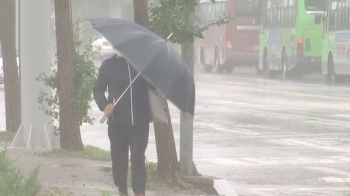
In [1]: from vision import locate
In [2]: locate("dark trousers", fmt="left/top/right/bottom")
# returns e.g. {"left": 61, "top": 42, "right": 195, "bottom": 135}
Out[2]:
{"left": 108, "top": 122, "right": 149, "bottom": 194}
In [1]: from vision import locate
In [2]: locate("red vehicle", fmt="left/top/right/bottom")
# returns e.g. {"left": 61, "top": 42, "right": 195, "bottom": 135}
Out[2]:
{"left": 196, "top": 0, "right": 261, "bottom": 74}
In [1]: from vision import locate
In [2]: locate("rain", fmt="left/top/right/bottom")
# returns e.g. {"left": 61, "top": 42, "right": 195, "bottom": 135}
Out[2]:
{"left": 0, "top": 0, "right": 350, "bottom": 196}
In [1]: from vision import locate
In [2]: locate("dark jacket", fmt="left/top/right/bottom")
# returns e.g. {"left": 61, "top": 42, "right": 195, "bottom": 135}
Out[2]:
{"left": 93, "top": 55, "right": 151, "bottom": 126}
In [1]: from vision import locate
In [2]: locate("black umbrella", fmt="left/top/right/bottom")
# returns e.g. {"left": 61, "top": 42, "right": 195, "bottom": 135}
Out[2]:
{"left": 88, "top": 18, "right": 195, "bottom": 122}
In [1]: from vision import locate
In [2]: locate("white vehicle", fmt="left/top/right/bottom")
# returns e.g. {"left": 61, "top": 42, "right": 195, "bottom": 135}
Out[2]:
{"left": 92, "top": 37, "right": 115, "bottom": 60}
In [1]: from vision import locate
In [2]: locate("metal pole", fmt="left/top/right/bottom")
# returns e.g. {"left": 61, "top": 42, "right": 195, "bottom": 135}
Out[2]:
{"left": 179, "top": 41, "right": 198, "bottom": 175}
{"left": 13, "top": 0, "right": 59, "bottom": 148}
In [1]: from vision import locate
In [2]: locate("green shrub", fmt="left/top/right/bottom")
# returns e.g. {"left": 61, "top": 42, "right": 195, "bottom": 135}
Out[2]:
{"left": 0, "top": 149, "right": 40, "bottom": 196}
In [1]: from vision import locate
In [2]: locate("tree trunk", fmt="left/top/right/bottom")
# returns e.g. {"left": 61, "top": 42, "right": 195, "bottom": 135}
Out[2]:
{"left": 54, "top": 0, "right": 83, "bottom": 151}
{"left": 154, "top": 96, "right": 189, "bottom": 187}
{"left": 0, "top": 0, "right": 21, "bottom": 133}
{"left": 133, "top": 0, "right": 189, "bottom": 187}
{"left": 133, "top": 0, "right": 149, "bottom": 27}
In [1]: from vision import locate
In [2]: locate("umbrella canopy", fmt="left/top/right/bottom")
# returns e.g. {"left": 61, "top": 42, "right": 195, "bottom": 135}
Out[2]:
{"left": 89, "top": 18, "right": 195, "bottom": 116}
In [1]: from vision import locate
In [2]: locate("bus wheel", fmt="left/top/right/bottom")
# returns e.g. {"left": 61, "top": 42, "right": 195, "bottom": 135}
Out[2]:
{"left": 263, "top": 52, "right": 275, "bottom": 79}
{"left": 215, "top": 53, "right": 224, "bottom": 74}
{"left": 255, "top": 64, "right": 263, "bottom": 75}
{"left": 281, "top": 51, "right": 290, "bottom": 80}
{"left": 201, "top": 49, "right": 213, "bottom": 73}
{"left": 327, "top": 58, "right": 338, "bottom": 84}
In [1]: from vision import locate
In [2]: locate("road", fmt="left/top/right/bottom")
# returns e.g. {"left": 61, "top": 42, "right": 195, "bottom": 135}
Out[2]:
{"left": 2, "top": 67, "right": 350, "bottom": 195}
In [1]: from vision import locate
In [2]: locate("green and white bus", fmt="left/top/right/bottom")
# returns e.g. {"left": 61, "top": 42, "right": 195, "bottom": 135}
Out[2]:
{"left": 322, "top": 0, "right": 350, "bottom": 84}
{"left": 259, "top": 0, "right": 325, "bottom": 79}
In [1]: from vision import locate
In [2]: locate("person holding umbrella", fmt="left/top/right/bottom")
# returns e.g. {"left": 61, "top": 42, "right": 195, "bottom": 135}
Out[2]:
{"left": 90, "top": 18, "right": 196, "bottom": 196}
{"left": 93, "top": 54, "right": 151, "bottom": 196}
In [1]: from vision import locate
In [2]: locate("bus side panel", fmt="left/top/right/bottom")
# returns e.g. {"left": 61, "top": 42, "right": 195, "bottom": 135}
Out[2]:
{"left": 202, "top": 30, "right": 214, "bottom": 66}
{"left": 268, "top": 28, "right": 283, "bottom": 70}
{"left": 259, "top": 28, "right": 268, "bottom": 70}
{"left": 281, "top": 27, "right": 294, "bottom": 71}
{"left": 295, "top": 1, "right": 323, "bottom": 72}
{"left": 333, "top": 31, "right": 350, "bottom": 75}
{"left": 321, "top": 31, "right": 330, "bottom": 75}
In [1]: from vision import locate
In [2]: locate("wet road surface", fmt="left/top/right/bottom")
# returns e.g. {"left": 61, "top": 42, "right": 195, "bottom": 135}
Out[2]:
{"left": 2, "top": 67, "right": 350, "bottom": 195}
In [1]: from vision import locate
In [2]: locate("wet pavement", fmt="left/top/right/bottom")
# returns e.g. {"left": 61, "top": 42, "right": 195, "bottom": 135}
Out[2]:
{"left": 2, "top": 67, "right": 350, "bottom": 195}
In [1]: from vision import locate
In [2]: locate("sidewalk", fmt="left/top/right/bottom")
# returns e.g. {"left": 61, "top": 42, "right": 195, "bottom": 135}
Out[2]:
{"left": 6, "top": 148, "right": 206, "bottom": 196}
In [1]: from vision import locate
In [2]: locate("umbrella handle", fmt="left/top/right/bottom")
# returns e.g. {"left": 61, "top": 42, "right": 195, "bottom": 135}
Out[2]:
{"left": 100, "top": 115, "right": 108, "bottom": 123}
{"left": 99, "top": 72, "right": 141, "bottom": 124}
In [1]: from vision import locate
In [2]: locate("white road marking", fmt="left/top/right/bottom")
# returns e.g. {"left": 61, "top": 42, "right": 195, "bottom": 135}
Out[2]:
{"left": 283, "top": 139, "right": 350, "bottom": 153}
{"left": 223, "top": 82, "right": 254, "bottom": 86}
{"left": 320, "top": 177, "right": 350, "bottom": 183}
{"left": 195, "top": 156, "right": 350, "bottom": 167}
{"left": 196, "top": 82, "right": 350, "bottom": 101}
{"left": 308, "top": 167, "right": 350, "bottom": 177}
{"left": 333, "top": 114, "right": 350, "bottom": 119}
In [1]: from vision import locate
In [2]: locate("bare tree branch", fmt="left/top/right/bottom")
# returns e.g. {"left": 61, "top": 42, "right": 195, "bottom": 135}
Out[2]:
{"left": 72, "top": 18, "right": 89, "bottom": 27}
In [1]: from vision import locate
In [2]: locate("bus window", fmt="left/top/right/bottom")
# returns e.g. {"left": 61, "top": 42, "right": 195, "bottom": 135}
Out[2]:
{"left": 289, "top": 0, "right": 295, "bottom": 7}
{"left": 342, "top": 10, "right": 347, "bottom": 29}
{"left": 283, "top": 0, "right": 288, "bottom": 7}
{"left": 278, "top": 9, "right": 281, "bottom": 27}
{"left": 273, "top": 10, "right": 278, "bottom": 27}
{"left": 288, "top": 8, "right": 293, "bottom": 27}
{"left": 208, "top": 3, "right": 212, "bottom": 25}
{"left": 216, "top": 3, "right": 221, "bottom": 18}
{"left": 269, "top": 10, "right": 273, "bottom": 27}
{"left": 304, "top": 0, "right": 326, "bottom": 12}
{"left": 339, "top": 1, "right": 346, "bottom": 8}
{"left": 265, "top": 11, "right": 269, "bottom": 27}
{"left": 281, "top": 9, "right": 285, "bottom": 27}
{"left": 331, "top": 1, "right": 337, "bottom": 10}
{"left": 329, "top": 11, "right": 335, "bottom": 30}
{"left": 210, "top": 3, "right": 214, "bottom": 23}
{"left": 206, "top": 4, "right": 210, "bottom": 24}
{"left": 292, "top": 8, "right": 296, "bottom": 25}
{"left": 335, "top": 11, "right": 339, "bottom": 30}
{"left": 234, "top": 0, "right": 260, "bottom": 16}
{"left": 346, "top": 10, "right": 350, "bottom": 29}
{"left": 348, "top": 11, "right": 350, "bottom": 29}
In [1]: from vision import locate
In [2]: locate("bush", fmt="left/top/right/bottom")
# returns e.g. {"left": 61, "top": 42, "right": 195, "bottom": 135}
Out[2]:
{"left": 0, "top": 149, "right": 40, "bottom": 196}
{"left": 37, "top": 25, "right": 97, "bottom": 134}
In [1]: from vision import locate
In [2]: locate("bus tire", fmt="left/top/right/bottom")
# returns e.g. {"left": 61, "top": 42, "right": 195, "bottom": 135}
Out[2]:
{"left": 255, "top": 64, "right": 263, "bottom": 75}
{"left": 327, "top": 56, "right": 339, "bottom": 84}
{"left": 215, "top": 50, "right": 224, "bottom": 74}
{"left": 201, "top": 48, "right": 213, "bottom": 73}
{"left": 204, "top": 65, "right": 213, "bottom": 73}
{"left": 281, "top": 50, "right": 290, "bottom": 80}
{"left": 263, "top": 50, "right": 275, "bottom": 79}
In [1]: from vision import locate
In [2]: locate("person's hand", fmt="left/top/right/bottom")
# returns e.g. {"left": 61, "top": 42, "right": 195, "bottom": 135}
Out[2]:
{"left": 104, "top": 104, "right": 114, "bottom": 116}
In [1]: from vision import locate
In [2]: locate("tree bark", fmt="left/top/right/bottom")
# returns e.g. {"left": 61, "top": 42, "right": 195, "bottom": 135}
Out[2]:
{"left": 154, "top": 96, "right": 189, "bottom": 187}
{"left": 0, "top": 0, "right": 21, "bottom": 133}
{"left": 54, "top": 0, "right": 83, "bottom": 151}
{"left": 133, "top": 0, "right": 189, "bottom": 187}
{"left": 133, "top": 0, "right": 149, "bottom": 27}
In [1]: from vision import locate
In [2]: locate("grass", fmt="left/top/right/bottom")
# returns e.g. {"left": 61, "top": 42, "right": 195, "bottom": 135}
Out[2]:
{"left": 104, "top": 161, "right": 200, "bottom": 195}
{"left": 39, "top": 145, "right": 111, "bottom": 161}
{"left": 40, "top": 146, "right": 203, "bottom": 195}
{"left": 0, "top": 131, "right": 15, "bottom": 142}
